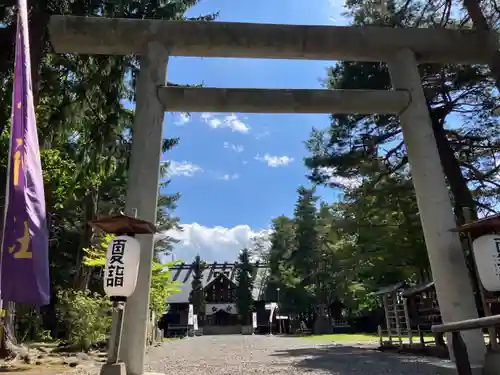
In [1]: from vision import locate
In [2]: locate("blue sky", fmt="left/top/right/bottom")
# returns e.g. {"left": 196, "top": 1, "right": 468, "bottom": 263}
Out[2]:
{"left": 161, "top": 0, "right": 349, "bottom": 261}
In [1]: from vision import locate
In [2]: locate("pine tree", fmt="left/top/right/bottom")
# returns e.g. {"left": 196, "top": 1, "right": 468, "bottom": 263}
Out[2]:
{"left": 292, "top": 186, "right": 319, "bottom": 284}
{"left": 235, "top": 248, "right": 254, "bottom": 325}
{"left": 189, "top": 255, "right": 206, "bottom": 320}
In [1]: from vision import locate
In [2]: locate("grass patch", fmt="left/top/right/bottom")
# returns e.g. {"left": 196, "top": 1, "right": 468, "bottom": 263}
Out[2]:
{"left": 162, "top": 337, "right": 181, "bottom": 342}
{"left": 302, "top": 333, "right": 437, "bottom": 343}
{"left": 302, "top": 333, "right": 380, "bottom": 342}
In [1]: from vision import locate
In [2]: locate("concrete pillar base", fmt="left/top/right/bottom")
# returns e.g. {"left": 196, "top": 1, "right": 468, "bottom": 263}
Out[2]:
{"left": 99, "top": 362, "right": 127, "bottom": 375}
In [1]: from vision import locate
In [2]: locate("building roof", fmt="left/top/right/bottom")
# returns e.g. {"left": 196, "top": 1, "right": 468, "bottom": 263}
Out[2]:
{"left": 402, "top": 281, "right": 435, "bottom": 298}
{"left": 167, "top": 262, "right": 269, "bottom": 304}
{"left": 372, "top": 281, "right": 407, "bottom": 296}
{"left": 451, "top": 212, "right": 500, "bottom": 236}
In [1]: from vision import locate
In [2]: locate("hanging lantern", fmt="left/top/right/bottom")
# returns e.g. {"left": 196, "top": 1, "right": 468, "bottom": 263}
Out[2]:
{"left": 103, "top": 235, "right": 141, "bottom": 298}
{"left": 472, "top": 234, "right": 500, "bottom": 291}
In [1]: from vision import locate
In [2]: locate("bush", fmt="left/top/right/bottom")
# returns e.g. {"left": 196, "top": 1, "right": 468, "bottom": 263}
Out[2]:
{"left": 55, "top": 290, "right": 111, "bottom": 351}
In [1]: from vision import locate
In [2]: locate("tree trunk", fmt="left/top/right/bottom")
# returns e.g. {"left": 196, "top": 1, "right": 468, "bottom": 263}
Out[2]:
{"left": 27, "top": 0, "right": 49, "bottom": 107}
{"left": 73, "top": 191, "right": 97, "bottom": 290}
{"left": 462, "top": 0, "right": 500, "bottom": 93}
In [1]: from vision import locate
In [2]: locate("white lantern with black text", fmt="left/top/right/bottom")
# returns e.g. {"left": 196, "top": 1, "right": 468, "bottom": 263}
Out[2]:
{"left": 104, "top": 235, "right": 141, "bottom": 297}
{"left": 472, "top": 234, "right": 500, "bottom": 292}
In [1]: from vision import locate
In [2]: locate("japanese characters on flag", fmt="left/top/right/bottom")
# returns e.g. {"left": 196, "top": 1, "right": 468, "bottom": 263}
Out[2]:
{"left": 1, "top": 0, "right": 50, "bottom": 306}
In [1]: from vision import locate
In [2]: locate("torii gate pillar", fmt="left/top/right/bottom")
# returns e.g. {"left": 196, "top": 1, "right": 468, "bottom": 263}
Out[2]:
{"left": 387, "top": 48, "right": 486, "bottom": 365}
{"left": 119, "top": 42, "right": 169, "bottom": 375}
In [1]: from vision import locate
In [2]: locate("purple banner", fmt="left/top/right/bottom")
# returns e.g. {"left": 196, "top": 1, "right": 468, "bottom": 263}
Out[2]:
{"left": 0, "top": 0, "right": 50, "bottom": 306}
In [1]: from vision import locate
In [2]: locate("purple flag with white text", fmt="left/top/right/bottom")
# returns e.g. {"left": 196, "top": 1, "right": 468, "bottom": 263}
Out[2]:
{"left": 0, "top": 0, "right": 50, "bottom": 306}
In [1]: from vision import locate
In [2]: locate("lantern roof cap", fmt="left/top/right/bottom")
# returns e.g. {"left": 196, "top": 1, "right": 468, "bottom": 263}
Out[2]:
{"left": 90, "top": 214, "right": 156, "bottom": 234}
{"left": 451, "top": 213, "right": 500, "bottom": 236}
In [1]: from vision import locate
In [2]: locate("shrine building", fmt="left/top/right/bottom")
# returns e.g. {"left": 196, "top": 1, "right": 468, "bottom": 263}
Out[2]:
{"left": 163, "top": 262, "right": 271, "bottom": 335}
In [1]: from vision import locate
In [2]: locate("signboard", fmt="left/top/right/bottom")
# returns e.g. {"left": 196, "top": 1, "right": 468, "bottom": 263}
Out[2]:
{"left": 188, "top": 304, "right": 194, "bottom": 325}
{"left": 104, "top": 235, "right": 141, "bottom": 297}
{"left": 265, "top": 302, "right": 277, "bottom": 310}
{"left": 473, "top": 234, "right": 500, "bottom": 291}
{"left": 193, "top": 315, "right": 198, "bottom": 330}
{"left": 252, "top": 312, "right": 257, "bottom": 328}
{"left": 267, "top": 303, "right": 277, "bottom": 323}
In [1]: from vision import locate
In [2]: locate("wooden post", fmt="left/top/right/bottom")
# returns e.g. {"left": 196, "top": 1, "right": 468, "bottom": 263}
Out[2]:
{"left": 418, "top": 325, "right": 425, "bottom": 346}
{"left": 452, "top": 331, "right": 473, "bottom": 375}
{"left": 403, "top": 297, "right": 413, "bottom": 345}
{"left": 382, "top": 295, "right": 392, "bottom": 344}
{"left": 378, "top": 325, "right": 383, "bottom": 347}
{"left": 392, "top": 293, "right": 402, "bottom": 347}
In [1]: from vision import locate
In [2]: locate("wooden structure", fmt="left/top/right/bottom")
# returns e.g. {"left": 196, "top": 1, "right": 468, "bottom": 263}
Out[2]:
{"left": 374, "top": 282, "right": 411, "bottom": 347}
{"left": 402, "top": 281, "right": 445, "bottom": 347}
{"left": 376, "top": 280, "right": 447, "bottom": 349}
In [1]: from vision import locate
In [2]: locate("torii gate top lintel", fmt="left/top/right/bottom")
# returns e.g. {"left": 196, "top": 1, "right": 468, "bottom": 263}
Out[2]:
{"left": 48, "top": 15, "right": 497, "bottom": 64}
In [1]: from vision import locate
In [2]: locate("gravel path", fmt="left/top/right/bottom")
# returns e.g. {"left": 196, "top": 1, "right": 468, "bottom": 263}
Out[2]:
{"left": 144, "top": 335, "right": 441, "bottom": 375}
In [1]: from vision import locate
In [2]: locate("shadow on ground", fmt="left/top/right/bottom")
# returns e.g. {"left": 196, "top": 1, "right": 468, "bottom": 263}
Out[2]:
{"left": 271, "top": 345, "right": 439, "bottom": 374}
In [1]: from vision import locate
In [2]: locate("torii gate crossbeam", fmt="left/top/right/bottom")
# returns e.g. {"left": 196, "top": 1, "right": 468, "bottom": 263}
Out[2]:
{"left": 49, "top": 16, "right": 495, "bottom": 64}
{"left": 48, "top": 15, "right": 496, "bottom": 375}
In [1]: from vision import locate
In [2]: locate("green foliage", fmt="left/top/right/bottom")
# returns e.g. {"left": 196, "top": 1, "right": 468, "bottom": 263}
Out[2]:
{"left": 189, "top": 255, "right": 207, "bottom": 316}
{"left": 82, "top": 233, "right": 116, "bottom": 268}
{"left": 55, "top": 290, "right": 111, "bottom": 351}
{"left": 235, "top": 249, "right": 254, "bottom": 324}
{"left": 150, "top": 260, "right": 183, "bottom": 316}
{"left": 0, "top": 0, "right": 216, "bottom": 352}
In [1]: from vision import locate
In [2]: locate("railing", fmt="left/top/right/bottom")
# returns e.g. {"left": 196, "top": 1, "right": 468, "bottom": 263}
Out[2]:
{"left": 432, "top": 314, "right": 500, "bottom": 375}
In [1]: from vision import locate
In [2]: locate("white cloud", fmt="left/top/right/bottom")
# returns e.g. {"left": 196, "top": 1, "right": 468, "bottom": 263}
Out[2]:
{"left": 255, "top": 130, "right": 270, "bottom": 140}
{"left": 255, "top": 154, "right": 294, "bottom": 167}
{"left": 223, "top": 142, "right": 244, "bottom": 153}
{"left": 317, "top": 166, "right": 362, "bottom": 189}
{"left": 328, "top": 0, "right": 350, "bottom": 25}
{"left": 224, "top": 114, "right": 250, "bottom": 133}
{"left": 219, "top": 173, "right": 240, "bottom": 181}
{"left": 168, "top": 161, "right": 203, "bottom": 177}
{"left": 175, "top": 113, "right": 190, "bottom": 126}
{"left": 201, "top": 112, "right": 222, "bottom": 128}
{"left": 200, "top": 113, "right": 250, "bottom": 134}
{"left": 166, "top": 223, "right": 271, "bottom": 262}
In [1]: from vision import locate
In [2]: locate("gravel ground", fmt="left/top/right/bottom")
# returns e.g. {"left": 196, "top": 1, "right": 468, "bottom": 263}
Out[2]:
{"left": 144, "top": 335, "right": 442, "bottom": 375}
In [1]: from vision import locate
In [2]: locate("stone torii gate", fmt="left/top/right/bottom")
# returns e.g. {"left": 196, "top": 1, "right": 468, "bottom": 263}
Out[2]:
{"left": 48, "top": 16, "right": 497, "bottom": 374}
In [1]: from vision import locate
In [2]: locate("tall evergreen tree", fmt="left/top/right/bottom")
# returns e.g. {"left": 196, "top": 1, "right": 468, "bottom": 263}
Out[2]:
{"left": 189, "top": 255, "right": 206, "bottom": 320}
{"left": 235, "top": 248, "right": 254, "bottom": 325}
{"left": 292, "top": 186, "right": 319, "bottom": 284}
